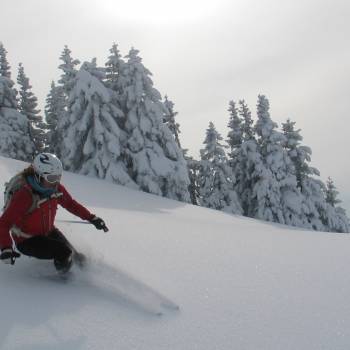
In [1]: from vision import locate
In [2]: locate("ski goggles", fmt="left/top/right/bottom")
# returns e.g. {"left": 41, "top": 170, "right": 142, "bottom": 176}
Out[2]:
{"left": 42, "top": 173, "right": 62, "bottom": 184}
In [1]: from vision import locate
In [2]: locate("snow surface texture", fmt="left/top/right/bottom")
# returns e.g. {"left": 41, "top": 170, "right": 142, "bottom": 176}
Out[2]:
{"left": 1, "top": 155, "right": 350, "bottom": 350}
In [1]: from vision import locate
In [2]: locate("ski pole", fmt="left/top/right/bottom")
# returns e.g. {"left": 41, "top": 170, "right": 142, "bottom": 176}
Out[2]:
{"left": 57, "top": 219, "right": 90, "bottom": 225}
{"left": 57, "top": 219, "right": 109, "bottom": 232}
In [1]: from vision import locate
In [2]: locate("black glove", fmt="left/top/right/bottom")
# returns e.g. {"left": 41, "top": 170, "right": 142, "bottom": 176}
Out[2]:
{"left": 90, "top": 216, "right": 109, "bottom": 232}
{"left": 0, "top": 248, "right": 21, "bottom": 265}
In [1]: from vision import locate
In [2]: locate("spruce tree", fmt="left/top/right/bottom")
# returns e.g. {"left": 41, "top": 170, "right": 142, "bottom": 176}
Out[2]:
{"left": 325, "top": 177, "right": 341, "bottom": 207}
{"left": 330, "top": 206, "right": 350, "bottom": 233}
{"left": 185, "top": 153, "right": 200, "bottom": 205}
{"left": 61, "top": 59, "right": 137, "bottom": 188}
{"left": 226, "top": 100, "right": 246, "bottom": 210}
{"left": 239, "top": 100, "right": 254, "bottom": 141}
{"left": 226, "top": 100, "right": 243, "bottom": 154}
{"left": 282, "top": 119, "right": 319, "bottom": 188}
{"left": 227, "top": 100, "right": 257, "bottom": 216}
{"left": 240, "top": 138, "right": 269, "bottom": 218}
{"left": 0, "top": 43, "right": 11, "bottom": 78}
{"left": 323, "top": 177, "right": 349, "bottom": 232}
{"left": 233, "top": 101, "right": 254, "bottom": 215}
{"left": 44, "top": 81, "right": 65, "bottom": 153}
{"left": 17, "top": 63, "right": 45, "bottom": 154}
{"left": 105, "top": 43, "right": 125, "bottom": 92}
{"left": 225, "top": 98, "right": 282, "bottom": 221}
{"left": 163, "top": 96, "right": 197, "bottom": 203}
{"left": 0, "top": 76, "right": 35, "bottom": 161}
{"left": 163, "top": 95, "right": 182, "bottom": 149}
{"left": 281, "top": 118, "right": 350, "bottom": 232}
{"left": 252, "top": 95, "right": 284, "bottom": 223}
{"left": 116, "top": 48, "right": 190, "bottom": 201}
{"left": 300, "top": 177, "right": 327, "bottom": 230}
{"left": 54, "top": 46, "right": 80, "bottom": 158}
{"left": 255, "top": 95, "right": 280, "bottom": 158}
{"left": 58, "top": 45, "right": 80, "bottom": 97}
{"left": 282, "top": 119, "right": 327, "bottom": 229}
{"left": 254, "top": 95, "right": 305, "bottom": 226}
{"left": 198, "top": 122, "right": 242, "bottom": 214}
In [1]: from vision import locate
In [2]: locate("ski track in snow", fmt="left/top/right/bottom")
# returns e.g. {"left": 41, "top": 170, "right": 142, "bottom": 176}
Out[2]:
{"left": 25, "top": 257, "right": 180, "bottom": 317}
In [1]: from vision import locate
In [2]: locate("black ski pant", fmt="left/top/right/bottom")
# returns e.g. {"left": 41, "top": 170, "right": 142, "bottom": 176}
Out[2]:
{"left": 16, "top": 228, "right": 73, "bottom": 263}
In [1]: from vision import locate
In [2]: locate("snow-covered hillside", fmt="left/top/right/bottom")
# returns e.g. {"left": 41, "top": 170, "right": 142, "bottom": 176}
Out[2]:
{"left": 1, "top": 156, "right": 350, "bottom": 350}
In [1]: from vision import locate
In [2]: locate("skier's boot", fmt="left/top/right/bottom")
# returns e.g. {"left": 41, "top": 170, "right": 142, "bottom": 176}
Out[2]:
{"left": 54, "top": 253, "right": 73, "bottom": 274}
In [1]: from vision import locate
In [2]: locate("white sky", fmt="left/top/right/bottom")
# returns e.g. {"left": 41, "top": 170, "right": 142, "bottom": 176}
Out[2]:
{"left": 1, "top": 0, "right": 350, "bottom": 211}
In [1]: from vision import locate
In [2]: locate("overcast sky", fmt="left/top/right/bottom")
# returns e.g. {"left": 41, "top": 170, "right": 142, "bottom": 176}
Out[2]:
{"left": 2, "top": 0, "right": 350, "bottom": 211}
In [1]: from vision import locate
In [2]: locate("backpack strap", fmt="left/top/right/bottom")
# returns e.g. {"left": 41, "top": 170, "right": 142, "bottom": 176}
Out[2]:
{"left": 22, "top": 184, "right": 63, "bottom": 215}
{"left": 21, "top": 184, "right": 40, "bottom": 215}
{"left": 34, "top": 192, "right": 63, "bottom": 211}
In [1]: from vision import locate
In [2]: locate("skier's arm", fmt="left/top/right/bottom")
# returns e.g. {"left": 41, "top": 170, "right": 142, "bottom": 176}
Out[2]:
{"left": 0, "top": 189, "right": 33, "bottom": 249}
{"left": 58, "top": 184, "right": 95, "bottom": 221}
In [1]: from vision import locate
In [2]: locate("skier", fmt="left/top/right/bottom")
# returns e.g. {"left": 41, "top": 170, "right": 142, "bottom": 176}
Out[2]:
{"left": 0, "top": 153, "right": 108, "bottom": 273}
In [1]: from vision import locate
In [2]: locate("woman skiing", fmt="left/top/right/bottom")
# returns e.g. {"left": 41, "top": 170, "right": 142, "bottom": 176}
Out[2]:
{"left": 0, "top": 153, "right": 108, "bottom": 273}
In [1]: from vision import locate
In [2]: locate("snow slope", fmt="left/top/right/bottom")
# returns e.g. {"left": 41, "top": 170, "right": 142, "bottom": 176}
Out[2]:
{"left": 1, "top": 155, "right": 350, "bottom": 350}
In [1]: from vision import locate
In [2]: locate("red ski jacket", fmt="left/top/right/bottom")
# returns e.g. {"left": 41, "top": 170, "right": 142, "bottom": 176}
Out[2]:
{"left": 0, "top": 183, "right": 94, "bottom": 249}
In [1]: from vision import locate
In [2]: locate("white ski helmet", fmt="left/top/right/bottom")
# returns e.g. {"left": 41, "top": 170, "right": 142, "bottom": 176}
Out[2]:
{"left": 32, "top": 153, "right": 63, "bottom": 183}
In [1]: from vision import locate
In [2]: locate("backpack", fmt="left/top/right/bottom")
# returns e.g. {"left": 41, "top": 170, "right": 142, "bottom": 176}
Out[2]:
{"left": 3, "top": 174, "right": 41, "bottom": 214}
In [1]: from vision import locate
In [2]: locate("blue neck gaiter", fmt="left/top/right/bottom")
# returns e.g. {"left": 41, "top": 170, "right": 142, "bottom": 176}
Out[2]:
{"left": 27, "top": 175, "right": 56, "bottom": 198}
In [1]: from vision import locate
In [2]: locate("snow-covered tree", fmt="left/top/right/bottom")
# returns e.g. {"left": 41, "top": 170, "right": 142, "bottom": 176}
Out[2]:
{"left": 185, "top": 153, "right": 200, "bottom": 205}
{"left": 251, "top": 96, "right": 283, "bottom": 223}
{"left": 282, "top": 119, "right": 327, "bottom": 229}
{"left": 44, "top": 81, "right": 66, "bottom": 153}
{"left": 254, "top": 95, "right": 306, "bottom": 226}
{"left": 17, "top": 63, "right": 45, "bottom": 154}
{"left": 297, "top": 177, "right": 326, "bottom": 230}
{"left": 224, "top": 98, "right": 286, "bottom": 222}
{"left": 229, "top": 101, "right": 255, "bottom": 215}
{"left": 238, "top": 138, "right": 266, "bottom": 217}
{"left": 105, "top": 43, "right": 125, "bottom": 92}
{"left": 226, "top": 100, "right": 246, "bottom": 178}
{"left": 58, "top": 45, "right": 80, "bottom": 97}
{"left": 323, "top": 177, "right": 349, "bottom": 232}
{"left": 302, "top": 178, "right": 348, "bottom": 233}
{"left": 0, "top": 76, "right": 35, "bottom": 160}
{"left": 282, "top": 119, "right": 319, "bottom": 188}
{"left": 226, "top": 100, "right": 246, "bottom": 209}
{"left": 0, "top": 47, "right": 35, "bottom": 160}
{"left": 239, "top": 99, "right": 254, "bottom": 141}
{"left": 163, "top": 95, "right": 182, "bottom": 149}
{"left": 53, "top": 46, "right": 81, "bottom": 158}
{"left": 329, "top": 206, "right": 350, "bottom": 233}
{"left": 198, "top": 122, "right": 242, "bottom": 214}
{"left": 117, "top": 48, "right": 190, "bottom": 201}
{"left": 61, "top": 59, "right": 137, "bottom": 189}
{"left": 0, "top": 76, "right": 17, "bottom": 110}
{"left": 255, "top": 95, "right": 281, "bottom": 158}
{"left": 325, "top": 177, "right": 341, "bottom": 207}
{"left": 226, "top": 100, "right": 243, "bottom": 154}
{"left": 163, "top": 96, "right": 196, "bottom": 203}
{"left": 0, "top": 43, "right": 11, "bottom": 78}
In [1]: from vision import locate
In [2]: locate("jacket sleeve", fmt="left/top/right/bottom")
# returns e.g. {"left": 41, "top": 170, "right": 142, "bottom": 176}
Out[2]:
{"left": 0, "top": 188, "right": 33, "bottom": 249}
{"left": 58, "top": 184, "right": 94, "bottom": 221}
